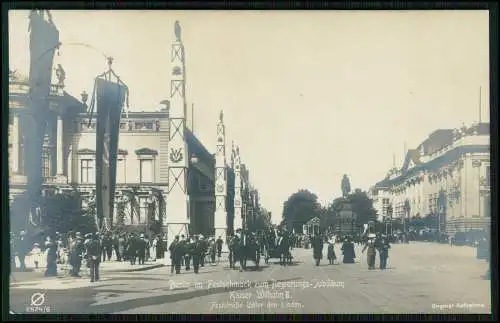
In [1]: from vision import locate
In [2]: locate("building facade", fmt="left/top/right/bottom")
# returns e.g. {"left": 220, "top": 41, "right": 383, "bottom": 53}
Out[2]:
{"left": 369, "top": 123, "right": 490, "bottom": 234}
{"left": 8, "top": 72, "right": 217, "bottom": 235}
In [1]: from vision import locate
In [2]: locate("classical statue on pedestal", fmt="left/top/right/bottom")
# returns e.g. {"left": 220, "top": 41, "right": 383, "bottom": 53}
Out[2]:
{"left": 341, "top": 174, "right": 351, "bottom": 198}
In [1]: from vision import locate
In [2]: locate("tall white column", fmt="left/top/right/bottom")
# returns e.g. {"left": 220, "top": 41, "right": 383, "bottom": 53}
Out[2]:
{"left": 11, "top": 114, "right": 20, "bottom": 174}
{"left": 214, "top": 111, "right": 228, "bottom": 250}
{"left": 165, "top": 21, "right": 190, "bottom": 266}
{"left": 56, "top": 116, "right": 64, "bottom": 175}
{"left": 233, "top": 146, "right": 243, "bottom": 232}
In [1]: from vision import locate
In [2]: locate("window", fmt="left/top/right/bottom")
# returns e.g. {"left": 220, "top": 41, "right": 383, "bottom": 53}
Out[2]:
{"left": 116, "top": 159, "right": 126, "bottom": 183}
{"left": 135, "top": 122, "right": 154, "bottom": 130}
{"left": 124, "top": 202, "right": 133, "bottom": 225}
{"left": 484, "top": 195, "right": 490, "bottom": 218}
{"left": 138, "top": 197, "right": 149, "bottom": 224}
{"left": 80, "top": 159, "right": 95, "bottom": 183}
{"left": 485, "top": 166, "right": 490, "bottom": 186}
{"left": 42, "top": 147, "right": 51, "bottom": 178}
{"left": 140, "top": 159, "right": 154, "bottom": 183}
{"left": 19, "top": 135, "right": 25, "bottom": 175}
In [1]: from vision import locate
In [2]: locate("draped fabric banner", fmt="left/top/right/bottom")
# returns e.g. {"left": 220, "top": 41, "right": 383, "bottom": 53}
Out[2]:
{"left": 95, "top": 78, "right": 126, "bottom": 232}
{"left": 26, "top": 10, "right": 59, "bottom": 215}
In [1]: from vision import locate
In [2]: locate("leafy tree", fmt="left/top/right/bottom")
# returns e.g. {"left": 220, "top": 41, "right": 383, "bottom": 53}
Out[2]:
{"left": 253, "top": 207, "right": 272, "bottom": 231}
{"left": 282, "top": 189, "right": 321, "bottom": 232}
{"left": 10, "top": 191, "right": 95, "bottom": 238}
{"left": 346, "top": 189, "right": 378, "bottom": 226}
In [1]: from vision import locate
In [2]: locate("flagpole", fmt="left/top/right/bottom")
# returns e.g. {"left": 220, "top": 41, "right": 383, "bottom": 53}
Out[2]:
{"left": 479, "top": 86, "right": 482, "bottom": 124}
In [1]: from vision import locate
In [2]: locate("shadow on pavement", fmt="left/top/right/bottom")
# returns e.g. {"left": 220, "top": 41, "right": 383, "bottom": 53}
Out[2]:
{"left": 87, "top": 277, "right": 304, "bottom": 314}
{"left": 266, "top": 261, "right": 303, "bottom": 267}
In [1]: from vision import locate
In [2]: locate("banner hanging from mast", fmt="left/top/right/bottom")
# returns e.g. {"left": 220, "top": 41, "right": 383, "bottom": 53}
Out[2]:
{"left": 95, "top": 77, "right": 127, "bottom": 232}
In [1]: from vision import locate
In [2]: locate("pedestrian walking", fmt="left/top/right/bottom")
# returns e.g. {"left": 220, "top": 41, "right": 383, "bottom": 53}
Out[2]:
{"left": 69, "top": 232, "right": 84, "bottom": 277}
{"left": 112, "top": 232, "right": 121, "bottom": 261}
{"left": 184, "top": 237, "right": 193, "bottom": 271}
{"left": 362, "top": 234, "right": 377, "bottom": 270}
{"left": 191, "top": 235, "right": 203, "bottom": 274}
{"left": 101, "top": 232, "right": 112, "bottom": 262}
{"left": 44, "top": 235, "right": 58, "bottom": 277}
{"left": 327, "top": 241, "right": 336, "bottom": 265}
{"left": 16, "top": 231, "right": 31, "bottom": 272}
{"left": 168, "top": 235, "right": 180, "bottom": 274}
{"left": 128, "top": 233, "right": 138, "bottom": 265}
{"left": 216, "top": 236, "right": 223, "bottom": 260}
{"left": 137, "top": 234, "right": 147, "bottom": 265}
{"left": 208, "top": 238, "right": 217, "bottom": 264}
{"left": 311, "top": 235, "right": 323, "bottom": 266}
{"left": 341, "top": 236, "right": 356, "bottom": 264}
{"left": 84, "top": 233, "right": 102, "bottom": 283}
{"left": 378, "top": 235, "right": 390, "bottom": 270}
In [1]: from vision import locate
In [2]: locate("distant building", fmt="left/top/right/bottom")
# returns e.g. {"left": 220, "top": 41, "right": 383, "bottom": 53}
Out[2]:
{"left": 369, "top": 123, "right": 490, "bottom": 233}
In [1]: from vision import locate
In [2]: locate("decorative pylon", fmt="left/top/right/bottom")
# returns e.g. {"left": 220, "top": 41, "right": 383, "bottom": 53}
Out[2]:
{"left": 214, "top": 111, "right": 228, "bottom": 250}
{"left": 233, "top": 145, "right": 243, "bottom": 231}
{"left": 165, "top": 21, "right": 190, "bottom": 266}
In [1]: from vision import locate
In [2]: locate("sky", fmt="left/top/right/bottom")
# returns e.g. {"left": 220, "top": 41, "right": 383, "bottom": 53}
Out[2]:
{"left": 9, "top": 10, "right": 490, "bottom": 225}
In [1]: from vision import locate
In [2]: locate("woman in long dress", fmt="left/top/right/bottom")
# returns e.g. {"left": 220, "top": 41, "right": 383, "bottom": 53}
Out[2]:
{"left": 44, "top": 236, "right": 58, "bottom": 277}
{"left": 149, "top": 236, "right": 158, "bottom": 261}
{"left": 341, "top": 237, "right": 356, "bottom": 264}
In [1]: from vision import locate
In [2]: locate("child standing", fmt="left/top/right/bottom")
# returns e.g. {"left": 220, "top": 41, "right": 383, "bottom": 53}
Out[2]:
{"left": 30, "top": 243, "right": 42, "bottom": 270}
{"left": 327, "top": 241, "right": 336, "bottom": 265}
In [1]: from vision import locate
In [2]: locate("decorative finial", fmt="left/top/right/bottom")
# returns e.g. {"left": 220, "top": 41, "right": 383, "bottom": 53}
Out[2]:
{"left": 174, "top": 21, "right": 181, "bottom": 41}
{"left": 219, "top": 110, "right": 224, "bottom": 123}
{"left": 55, "top": 64, "right": 66, "bottom": 88}
{"left": 107, "top": 57, "right": 114, "bottom": 71}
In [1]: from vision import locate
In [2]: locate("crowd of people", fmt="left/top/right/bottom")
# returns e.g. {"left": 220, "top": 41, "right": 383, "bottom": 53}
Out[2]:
{"left": 10, "top": 229, "right": 212, "bottom": 282}
{"left": 168, "top": 234, "right": 224, "bottom": 274}
{"left": 11, "top": 224, "right": 488, "bottom": 282}
{"left": 307, "top": 232, "right": 390, "bottom": 270}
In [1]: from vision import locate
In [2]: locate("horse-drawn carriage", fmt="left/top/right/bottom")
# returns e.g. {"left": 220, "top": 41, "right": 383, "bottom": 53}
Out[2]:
{"left": 263, "top": 233, "right": 293, "bottom": 265}
{"left": 228, "top": 233, "right": 261, "bottom": 270}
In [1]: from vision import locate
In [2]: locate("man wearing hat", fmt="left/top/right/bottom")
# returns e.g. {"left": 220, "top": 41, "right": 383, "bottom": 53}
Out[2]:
{"left": 84, "top": 233, "right": 102, "bottom": 282}
{"left": 311, "top": 233, "right": 323, "bottom": 266}
{"left": 69, "top": 232, "right": 84, "bottom": 277}
{"left": 198, "top": 235, "right": 208, "bottom": 267}
{"left": 376, "top": 234, "right": 391, "bottom": 270}
{"left": 15, "top": 230, "right": 31, "bottom": 272}
{"left": 137, "top": 233, "right": 148, "bottom": 265}
{"left": 169, "top": 235, "right": 181, "bottom": 274}
{"left": 184, "top": 236, "right": 195, "bottom": 271}
{"left": 191, "top": 235, "right": 204, "bottom": 274}
{"left": 216, "top": 236, "right": 224, "bottom": 261}
{"left": 362, "top": 234, "right": 377, "bottom": 270}
{"left": 228, "top": 233, "right": 240, "bottom": 269}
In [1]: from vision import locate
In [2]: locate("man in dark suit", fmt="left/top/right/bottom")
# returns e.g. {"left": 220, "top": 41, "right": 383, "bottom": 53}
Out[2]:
{"left": 85, "top": 233, "right": 102, "bottom": 282}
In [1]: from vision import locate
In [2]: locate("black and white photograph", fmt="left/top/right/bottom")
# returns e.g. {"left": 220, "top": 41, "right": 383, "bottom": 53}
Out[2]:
{"left": 8, "top": 9, "right": 492, "bottom": 314}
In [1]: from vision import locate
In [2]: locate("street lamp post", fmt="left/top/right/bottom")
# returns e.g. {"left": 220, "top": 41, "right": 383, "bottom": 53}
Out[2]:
{"left": 403, "top": 199, "right": 411, "bottom": 242}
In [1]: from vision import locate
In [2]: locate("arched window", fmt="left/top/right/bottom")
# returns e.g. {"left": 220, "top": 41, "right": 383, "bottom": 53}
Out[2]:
{"left": 41, "top": 134, "right": 52, "bottom": 179}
